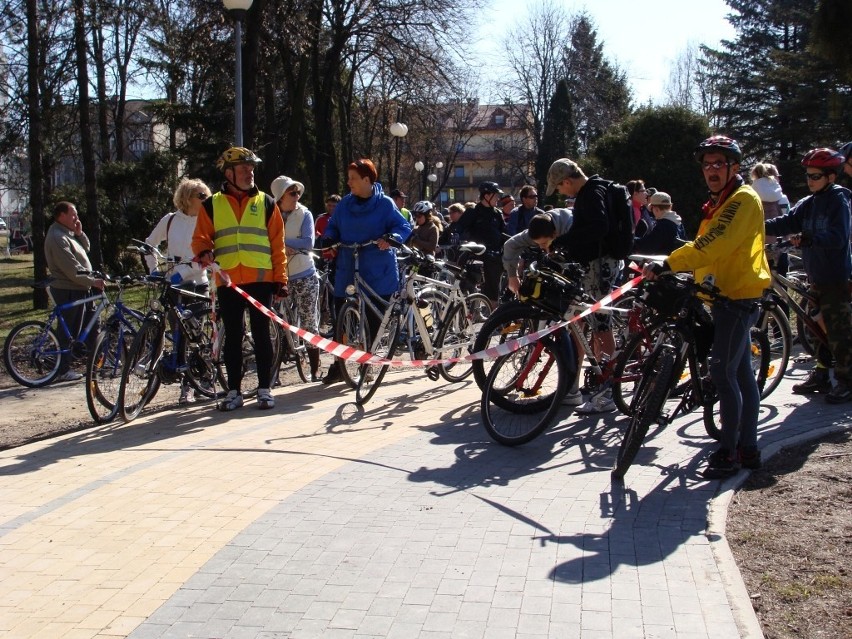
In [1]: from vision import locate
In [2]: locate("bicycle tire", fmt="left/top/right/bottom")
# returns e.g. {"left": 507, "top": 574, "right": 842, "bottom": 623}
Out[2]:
{"left": 472, "top": 301, "right": 550, "bottom": 391}
{"left": 702, "top": 327, "right": 771, "bottom": 441}
{"left": 355, "top": 312, "right": 401, "bottom": 405}
{"left": 183, "top": 318, "right": 217, "bottom": 399}
{"left": 434, "top": 299, "right": 481, "bottom": 383}
{"left": 86, "top": 326, "right": 130, "bottom": 423}
{"left": 335, "top": 300, "right": 364, "bottom": 389}
{"left": 610, "top": 323, "right": 659, "bottom": 416}
{"left": 795, "top": 311, "right": 821, "bottom": 359}
{"left": 757, "top": 301, "right": 791, "bottom": 399}
{"left": 120, "top": 318, "right": 164, "bottom": 422}
{"left": 612, "top": 346, "right": 676, "bottom": 479}
{"left": 2, "top": 321, "right": 62, "bottom": 387}
{"left": 480, "top": 336, "right": 569, "bottom": 446}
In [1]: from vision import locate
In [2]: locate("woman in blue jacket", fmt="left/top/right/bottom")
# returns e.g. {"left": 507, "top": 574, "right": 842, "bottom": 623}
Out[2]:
{"left": 321, "top": 158, "right": 411, "bottom": 384}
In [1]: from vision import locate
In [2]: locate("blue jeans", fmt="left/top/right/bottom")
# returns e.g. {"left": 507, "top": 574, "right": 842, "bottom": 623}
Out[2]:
{"left": 710, "top": 300, "right": 760, "bottom": 453}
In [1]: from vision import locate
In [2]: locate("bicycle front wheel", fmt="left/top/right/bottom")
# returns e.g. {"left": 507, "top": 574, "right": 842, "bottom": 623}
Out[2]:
{"left": 434, "top": 298, "right": 484, "bottom": 383}
{"left": 86, "top": 326, "right": 131, "bottom": 423}
{"left": 612, "top": 346, "right": 676, "bottom": 479}
{"left": 3, "top": 321, "right": 62, "bottom": 387}
{"left": 120, "top": 318, "right": 164, "bottom": 422}
{"left": 355, "top": 312, "right": 400, "bottom": 406}
{"left": 183, "top": 319, "right": 217, "bottom": 399}
{"left": 480, "top": 336, "right": 569, "bottom": 446}
{"left": 335, "top": 300, "right": 364, "bottom": 390}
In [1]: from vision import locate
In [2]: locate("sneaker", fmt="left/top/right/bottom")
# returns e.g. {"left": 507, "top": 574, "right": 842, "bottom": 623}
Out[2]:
{"left": 826, "top": 380, "right": 852, "bottom": 404}
{"left": 792, "top": 368, "right": 831, "bottom": 394}
{"left": 737, "top": 446, "right": 762, "bottom": 470}
{"left": 178, "top": 384, "right": 195, "bottom": 405}
{"left": 219, "top": 390, "right": 243, "bottom": 412}
{"left": 702, "top": 448, "right": 739, "bottom": 480}
{"left": 257, "top": 388, "right": 274, "bottom": 410}
{"left": 575, "top": 391, "right": 616, "bottom": 414}
{"left": 56, "top": 371, "right": 83, "bottom": 382}
{"left": 562, "top": 390, "right": 583, "bottom": 406}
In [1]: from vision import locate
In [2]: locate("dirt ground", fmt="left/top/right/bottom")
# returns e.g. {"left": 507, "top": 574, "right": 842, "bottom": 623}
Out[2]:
{"left": 0, "top": 366, "right": 849, "bottom": 638}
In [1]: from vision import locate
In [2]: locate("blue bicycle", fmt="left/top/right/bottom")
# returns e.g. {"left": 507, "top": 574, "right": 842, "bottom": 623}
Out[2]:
{"left": 3, "top": 273, "right": 143, "bottom": 391}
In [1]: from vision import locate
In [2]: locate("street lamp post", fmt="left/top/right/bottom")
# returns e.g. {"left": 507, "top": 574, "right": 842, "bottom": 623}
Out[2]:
{"left": 222, "top": 0, "right": 254, "bottom": 146}
{"left": 389, "top": 118, "right": 408, "bottom": 190}
{"left": 414, "top": 160, "right": 425, "bottom": 200}
{"left": 415, "top": 160, "right": 444, "bottom": 202}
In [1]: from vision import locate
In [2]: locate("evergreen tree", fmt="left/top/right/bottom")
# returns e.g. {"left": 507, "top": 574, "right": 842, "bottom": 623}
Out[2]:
{"left": 537, "top": 78, "right": 577, "bottom": 198}
{"left": 560, "top": 12, "right": 631, "bottom": 154}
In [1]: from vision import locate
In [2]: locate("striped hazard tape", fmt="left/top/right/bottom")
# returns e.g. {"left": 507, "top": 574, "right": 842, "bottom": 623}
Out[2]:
{"left": 212, "top": 265, "right": 643, "bottom": 369}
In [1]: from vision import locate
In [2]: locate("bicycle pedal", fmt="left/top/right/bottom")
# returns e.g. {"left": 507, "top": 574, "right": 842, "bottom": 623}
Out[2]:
{"left": 426, "top": 366, "right": 440, "bottom": 381}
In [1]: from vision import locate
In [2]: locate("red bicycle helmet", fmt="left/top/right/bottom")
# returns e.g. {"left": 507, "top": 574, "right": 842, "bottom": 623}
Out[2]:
{"left": 694, "top": 135, "right": 742, "bottom": 163}
{"left": 800, "top": 148, "right": 843, "bottom": 170}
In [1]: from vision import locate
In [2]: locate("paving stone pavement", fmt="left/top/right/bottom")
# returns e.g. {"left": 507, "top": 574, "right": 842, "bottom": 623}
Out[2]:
{"left": 0, "top": 360, "right": 849, "bottom": 639}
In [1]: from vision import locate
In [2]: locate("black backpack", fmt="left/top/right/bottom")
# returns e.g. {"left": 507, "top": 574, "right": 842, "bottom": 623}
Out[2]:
{"left": 602, "top": 181, "right": 634, "bottom": 260}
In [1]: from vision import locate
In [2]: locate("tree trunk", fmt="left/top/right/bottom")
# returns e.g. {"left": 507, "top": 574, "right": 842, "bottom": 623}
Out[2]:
{"left": 26, "top": 0, "right": 49, "bottom": 309}
{"left": 74, "top": 0, "right": 103, "bottom": 268}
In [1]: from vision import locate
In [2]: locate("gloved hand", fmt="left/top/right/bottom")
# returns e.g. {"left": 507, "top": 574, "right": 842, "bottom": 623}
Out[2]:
{"left": 274, "top": 283, "right": 290, "bottom": 299}
{"left": 169, "top": 273, "right": 183, "bottom": 285}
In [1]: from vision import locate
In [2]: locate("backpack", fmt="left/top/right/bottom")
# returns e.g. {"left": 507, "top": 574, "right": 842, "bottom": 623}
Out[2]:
{"left": 602, "top": 181, "right": 634, "bottom": 260}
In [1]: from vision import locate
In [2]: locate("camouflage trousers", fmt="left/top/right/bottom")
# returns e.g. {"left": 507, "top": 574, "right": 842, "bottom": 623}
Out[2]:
{"left": 813, "top": 283, "right": 852, "bottom": 381}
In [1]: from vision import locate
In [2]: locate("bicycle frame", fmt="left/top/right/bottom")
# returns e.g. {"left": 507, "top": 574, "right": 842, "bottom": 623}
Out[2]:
{"left": 768, "top": 269, "right": 828, "bottom": 349}
{"left": 50, "top": 290, "right": 110, "bottom": 356}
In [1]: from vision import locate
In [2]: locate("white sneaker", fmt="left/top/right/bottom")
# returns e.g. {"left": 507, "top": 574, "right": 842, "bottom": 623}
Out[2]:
{"left": 219, "top": 390, "right": 243, "bottom": 412}
{"left": 178, "top": 386, "right": 195, "bottom": 405}
{"left": 562, "top": 390, "right": 583, "bottom": 406}
{"left": 57, "top": 371, "right": 83, "bottom": 382}
{"left": 575, "top": 391, "right": 617, "bottom": 414}
{"left": 257, "top": 388, "right": 274, "bottom": 410}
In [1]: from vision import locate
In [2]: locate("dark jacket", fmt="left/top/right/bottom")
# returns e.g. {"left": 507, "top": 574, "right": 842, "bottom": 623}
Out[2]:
{"left": 765, "top": 183, "right": 852, "bottom": 286}
{"left": 457, "top": 202, "right": 506, "bottom": 253}
{"left": 633, "top": 213, "right": 686, "bottom": 257}
{"left": 506, "top": 205, "right": 544, "bottom": 235}
{"left": 552, "top": 174, "right": 609, "bottom": 265}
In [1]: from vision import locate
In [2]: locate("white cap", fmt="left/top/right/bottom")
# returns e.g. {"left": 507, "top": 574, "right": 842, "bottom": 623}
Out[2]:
{"left": 270, "top": 175, "right": 305, "bottom": 202}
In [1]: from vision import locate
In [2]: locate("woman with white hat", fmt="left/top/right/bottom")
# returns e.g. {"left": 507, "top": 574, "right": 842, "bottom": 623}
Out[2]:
{"left": 271, "top": 175, "right": 322, "bottom": 381}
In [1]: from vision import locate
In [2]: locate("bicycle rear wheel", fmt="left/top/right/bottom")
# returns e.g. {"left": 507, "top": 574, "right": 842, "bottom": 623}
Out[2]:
{"left": 120, "top": 318, "right": 164, "bottom": 422}
{"left": 3, "top": 320, "right": 62, "bottom": 387}
{"left": 86, "top": 326, "right": 130, "bottom": 423}
{"left": 702, "top": 327, "right": 770, "bottom": 441}
{"left": 757, "top": 302, "right": 791, "bottom": 399}
{"left": 435, "top": 298, "right": 485, "bottom": 383}
{"left": 355, "top": 312, "right": 401, "bottom": 406}
{"left": 480, "top": 336, "right": 569, "bottom": 446}
{"left": 612, "top": 346, "right": 675, "bottom": 479}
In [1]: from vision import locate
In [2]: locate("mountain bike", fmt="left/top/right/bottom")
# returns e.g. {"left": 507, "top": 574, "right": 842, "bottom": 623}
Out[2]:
{"left": 4, "top": 273, "right": 142, "bottom": 389}
{"left": 611, "top": 273, "right": 770, "bottom": 479}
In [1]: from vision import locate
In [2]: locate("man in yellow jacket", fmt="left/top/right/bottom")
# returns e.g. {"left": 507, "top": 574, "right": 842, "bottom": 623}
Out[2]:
{"left": 193, "top": 147, "right": 288, "bottom": 411}
{"left": 644, "top": 136, "right": 771, "bottom": 479}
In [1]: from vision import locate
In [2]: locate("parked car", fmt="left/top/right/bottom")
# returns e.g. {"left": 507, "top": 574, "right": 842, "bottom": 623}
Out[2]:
{"left": 0, "top": 218, "right": 7, "bottom": 230}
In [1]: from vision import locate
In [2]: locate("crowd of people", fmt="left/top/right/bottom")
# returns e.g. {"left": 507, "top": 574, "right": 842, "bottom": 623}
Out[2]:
{"left": 46, "top": 135, "right": 852, "bottom": 481}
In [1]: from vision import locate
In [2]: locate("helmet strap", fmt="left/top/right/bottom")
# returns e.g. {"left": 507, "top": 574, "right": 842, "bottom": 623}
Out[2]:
{"left": 223, "top": 166, "right": 254, "bottom": 195}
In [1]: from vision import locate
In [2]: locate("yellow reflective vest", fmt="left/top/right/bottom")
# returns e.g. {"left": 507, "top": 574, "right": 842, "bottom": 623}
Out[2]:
{"left": 212, "top": 192, "right": 273, "bottom": 274}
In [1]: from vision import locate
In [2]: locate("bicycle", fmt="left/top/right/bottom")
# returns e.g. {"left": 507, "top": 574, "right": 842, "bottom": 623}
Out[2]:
{"left": 119, "top": 240, "right": 216, "bottom": 421}
{"left": 352, "top": 238, "right": 492, "bottom": 405}
{"left": 85, "top": 276, "right": 148, "bottom": 423}
{"left": 3, "top": 273, "right": 138, "bottom": 388}
{"left": 611, "top": 272, "right": 770, "bottom": 479}
{"left": 272, "top": 292, "right": 310, "bottom": 385}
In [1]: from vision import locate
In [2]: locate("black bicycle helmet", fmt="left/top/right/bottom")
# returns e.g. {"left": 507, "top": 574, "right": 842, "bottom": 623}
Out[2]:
{"left": 694, "top": 135, "right": 742, "bottom": 163}
{"left": 479, "top": 181, "right": 504, "bottom": 197}
{"left": 216, "top": 146, "right": 262, "bottom": 172}
{"left": 801, "top": 147, "right": 844, "bottom": 171}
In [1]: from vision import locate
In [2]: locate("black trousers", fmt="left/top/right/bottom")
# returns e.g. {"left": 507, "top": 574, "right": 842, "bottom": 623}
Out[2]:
{"left": 218, "top": 282, "right": 275, "bottom": 391}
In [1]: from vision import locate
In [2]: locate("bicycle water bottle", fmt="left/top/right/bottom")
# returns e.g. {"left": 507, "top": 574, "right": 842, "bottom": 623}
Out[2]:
{"left": 416, "top": 297, "right": 434, "bottom": 330}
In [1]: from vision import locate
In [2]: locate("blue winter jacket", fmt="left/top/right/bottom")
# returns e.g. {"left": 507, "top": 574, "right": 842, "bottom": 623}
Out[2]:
{"left": 323, "top": 183, "right": 412, "bottom": 297}
{"left": 765, "top": 183, "right": 851, "bottom": 286}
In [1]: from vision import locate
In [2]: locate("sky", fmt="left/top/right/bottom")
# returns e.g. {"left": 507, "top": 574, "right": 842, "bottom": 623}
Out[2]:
{"left": 474, "top": 0, "right": 737, "bottom": 105}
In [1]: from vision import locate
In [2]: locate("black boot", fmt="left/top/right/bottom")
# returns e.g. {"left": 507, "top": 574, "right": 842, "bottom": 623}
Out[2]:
{"left": 792, "top": 368, "right": 831, "bottom": 394}
{"left": 307, "top": 347, "right": 322, "bottom": 382}
{"left": 322, "top": 359, "right": 344, "bottom": 385}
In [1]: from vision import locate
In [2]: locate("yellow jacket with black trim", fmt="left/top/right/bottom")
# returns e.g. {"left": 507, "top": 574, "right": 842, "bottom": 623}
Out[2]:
{"left": 192, "top": 187, "right": 287, "bottom": 287}
{"left": 666, "top": 183, "right": 770, "bottom": 300}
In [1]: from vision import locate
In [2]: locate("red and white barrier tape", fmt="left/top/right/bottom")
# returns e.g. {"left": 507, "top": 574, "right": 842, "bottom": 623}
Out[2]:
{"left": 216, "top": 268, "right": 643, "bottom": 368}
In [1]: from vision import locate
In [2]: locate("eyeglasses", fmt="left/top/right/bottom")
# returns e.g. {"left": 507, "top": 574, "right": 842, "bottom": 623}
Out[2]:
{"left": 701, "top": 161, "right": 730, "bottom": 171}
{"left": 806, "top": 172, "right": 826, "bottom": 181}
{"left": 196, "top": 192, "right": 208, "bottom": 199}
{"left": 287, "top": 190, "right": 302, "bottom": 197}
{"left": 523, "top": 194, "right": 538, "bottom": 199}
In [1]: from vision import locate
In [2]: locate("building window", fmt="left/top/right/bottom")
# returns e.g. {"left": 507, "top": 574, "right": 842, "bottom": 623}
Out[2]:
{"left": 455, "top": 190, "right": 465, "bottom": 202}
{"left": 494, "top": 139, "right": 504, "bottom": 150}
{"left": 494, "top": 114, "right": 505, "bottom": 126}
{"left": 454, "top": 166, "right": 464, "bottom": 178}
